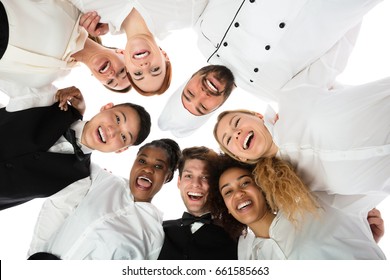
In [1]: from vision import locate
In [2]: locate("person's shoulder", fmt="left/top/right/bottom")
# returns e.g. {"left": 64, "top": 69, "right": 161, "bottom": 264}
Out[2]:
{"left": 162, "top": 218, "right": 182, "bottom": 228}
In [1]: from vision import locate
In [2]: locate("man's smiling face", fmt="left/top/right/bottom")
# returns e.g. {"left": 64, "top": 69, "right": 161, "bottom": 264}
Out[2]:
{"left": 181, "top": 65, "right": 235, "bottom": 116}
{"left": 81, "top": 103, "right": 140, "bottom": 153}
{"left": 178, "top": 159, "right": 211, "bottom": 216}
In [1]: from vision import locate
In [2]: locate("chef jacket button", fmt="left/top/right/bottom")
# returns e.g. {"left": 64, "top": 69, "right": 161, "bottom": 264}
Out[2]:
{"left": 250, "top": 79, "right": 254, "bottom": 83}
{"left": 5, "top": 163, "right": 14, "bottom": 169}
{"left": 254, "top": 68, "right": 259, "bottom": 73}
{"left": 249, "top": 0, "right": 255, "bottom": 3}
{"left": 216, "top": 54, "right": 220, "bottom": 57}
{"left": 223, "top": 42, "right": 228, "bottom": 47}
{"left": 279, "top": 22, "right": 286, "bottom": 28}
{"left": 234, "top": 22, "right": 240, "bottom": 28}
{"left": 265, "top": 45, "right": 271, "bottom": 50}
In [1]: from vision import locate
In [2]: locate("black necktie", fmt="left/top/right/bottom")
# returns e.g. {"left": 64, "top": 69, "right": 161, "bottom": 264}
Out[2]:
{"left": 181, "top": 212, "right": 212, "bottom": 226}
{"left": 63, "top": 128, "right": 85, "bottom": 161}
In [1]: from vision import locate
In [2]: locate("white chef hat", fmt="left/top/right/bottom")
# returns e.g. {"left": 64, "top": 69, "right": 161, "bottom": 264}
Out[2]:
{"left": 158, "top": 80, "right": 215, "bottom": 138}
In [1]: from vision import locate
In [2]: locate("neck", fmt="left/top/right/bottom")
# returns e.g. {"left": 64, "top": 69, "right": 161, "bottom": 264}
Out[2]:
{"left": 268, "top": 142, "right": 279, "bottom": 157}
{"left": 71, "top": 38, "right": 99, "bottom": 63}
{"left": 187, "top": 210, "right": 209, "bottom": 217}
{"left": 122, "top": 8, "right": 152, "bottom": 39}
{"left": 248, "top": 211, "right": 276, "bottom": 238}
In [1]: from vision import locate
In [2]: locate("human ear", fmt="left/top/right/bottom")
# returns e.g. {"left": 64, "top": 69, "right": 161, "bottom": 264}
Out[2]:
{"left": 159, "top": 47, "right": 170, "bottom": 62}
{"left": 255, "top": 112, "right": 264, "bottom": 119}
{"left": 100, "top": 102, "right": 114, "bottom": 112}
{"left": 177, "top": 176, "right": 181, "bottom": 189}
{"left": 165, "top": 171, "right": 173, "bottom": 183}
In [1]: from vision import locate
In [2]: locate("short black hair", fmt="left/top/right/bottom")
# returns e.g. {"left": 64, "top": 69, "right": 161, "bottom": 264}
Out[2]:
{"left": 113, "top": 103, "right": 151, "bottom": 145}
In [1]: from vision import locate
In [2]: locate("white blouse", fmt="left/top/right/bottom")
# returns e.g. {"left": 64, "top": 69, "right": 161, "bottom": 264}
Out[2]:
{"left": 28, "top": 164, "right": 164, "bottom": 260}
{"left": 0, "top": 0, "right": 87, "bottom": 111}
{"left": 238, "top": 193, "right": 386, "bottom": 260}
{"left": 267, "top": 76, "right": 390, "bottom": 210}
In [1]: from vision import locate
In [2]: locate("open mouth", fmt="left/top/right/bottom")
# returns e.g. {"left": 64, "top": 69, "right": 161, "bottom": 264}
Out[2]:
{"left": 133, "top": 51, "right": 150, "bottom": 59}
{"left": 187, "top": 191, "right": 203, "bottom": 201}
{"left": 136, "top": 176, "right": 153, "bottom": 190}
{"left": 243, "top": 131, "right": 254, "bottom": 150}
{"left": 99, "top": 61, "right": 110, "bottom": 74}
{"left": 237, "top": 200, "right": 252, "bottom": 210}
{"left": 98, "top": 126, "right": 106, "bottom": 143}
{"left": 205, "top": 78, "right": 219, "bottom": 93}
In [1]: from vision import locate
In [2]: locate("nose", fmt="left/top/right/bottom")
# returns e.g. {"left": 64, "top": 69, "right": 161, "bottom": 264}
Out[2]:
{"left": 234, "top": 189, "right": 245, "bottom": 199}
{"left": 191, "top": 177, "right": 202, "bottom": 188}
{"left": 107, "top": 125, "right": 120, "bottom": 139}
{"left": 140, "top": 61, "right": 149, "bottom": 68}
{"left": 142, "top": 164, "right": 154, "bottom": 174}
{"left": 233, "top": 129, "right": 241, "bottom": 139}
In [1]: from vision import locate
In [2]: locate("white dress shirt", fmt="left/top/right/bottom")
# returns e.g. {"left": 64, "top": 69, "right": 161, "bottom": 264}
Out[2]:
{"left": 28, "top": 164, "right": 164, "bottom": 260}
{"left": 238, "top": 193, "right": 386, "bottom": 260}
{"left": 67, "top": 0, "right": 208, "bottom": 37}
{"left": 0, "top": 0, "right": 87, "bottom": 111}
{"left": 267, "top": 76, "right": 390, "bottom": 210}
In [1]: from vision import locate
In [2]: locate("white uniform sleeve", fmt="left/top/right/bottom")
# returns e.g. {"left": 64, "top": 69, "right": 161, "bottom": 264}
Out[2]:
{"left": 1, "top": 82, "right": 58, "bottom": 112}
{"left": 27, "top": 177, "right": 92, "bottom": 257}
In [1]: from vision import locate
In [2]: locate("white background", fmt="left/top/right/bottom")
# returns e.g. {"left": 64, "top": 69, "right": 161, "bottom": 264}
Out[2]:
{"left": 0, "top": 1, "right": 389, "bottom": 265}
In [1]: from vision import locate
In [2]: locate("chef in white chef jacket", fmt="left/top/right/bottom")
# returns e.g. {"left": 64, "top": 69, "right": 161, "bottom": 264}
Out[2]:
{"left": 158, "top": 0, "right": 382, "bottom": 137}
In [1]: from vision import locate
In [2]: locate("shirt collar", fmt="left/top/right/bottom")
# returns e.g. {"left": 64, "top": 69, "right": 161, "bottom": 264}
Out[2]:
{"left": 70, "top": 121, "right": 93, "bottom": 154}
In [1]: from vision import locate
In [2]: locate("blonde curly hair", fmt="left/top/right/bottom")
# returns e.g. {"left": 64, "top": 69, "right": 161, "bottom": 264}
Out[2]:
{"left": 254, "top": 157, "right": 319, "bottom": 224}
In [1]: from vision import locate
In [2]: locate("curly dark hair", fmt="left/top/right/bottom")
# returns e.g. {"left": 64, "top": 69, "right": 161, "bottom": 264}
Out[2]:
{"left": 208, "top": 154, "right": 255, "bottom": 240}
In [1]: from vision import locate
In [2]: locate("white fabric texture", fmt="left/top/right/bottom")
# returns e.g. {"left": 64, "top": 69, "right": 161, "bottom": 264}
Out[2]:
{"left": 28, "top": 164, "right": 164, "bottom": 260}
{"left": 158, "top": 0, "right": 381, "bottom": 137}
{"left": 238, "top": 192, "right": 386, "bottom": 260}
{"left": 262, "top": 76, "right": 390, "bottom": 211}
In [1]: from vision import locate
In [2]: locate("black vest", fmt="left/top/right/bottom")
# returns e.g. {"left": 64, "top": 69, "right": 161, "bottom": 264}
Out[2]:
{"left": 0, "top": 103, "right": 90, "bottom": 210}
{"left": 158, "top": 218, "right": 238, "bottom": 260}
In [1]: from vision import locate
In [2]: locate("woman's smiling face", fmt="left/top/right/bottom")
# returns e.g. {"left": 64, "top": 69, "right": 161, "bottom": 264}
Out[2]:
{"left": 124, "top": 35, "right": 169, "bottom": 94}
{"left": 129, "top": 146, "right": 171, "bottom": 202}
{"left": 219, "top": 167, "right": 267, "bottom": 226}
{"left": 215, "top": 111, "right": 275, "bottom": 162}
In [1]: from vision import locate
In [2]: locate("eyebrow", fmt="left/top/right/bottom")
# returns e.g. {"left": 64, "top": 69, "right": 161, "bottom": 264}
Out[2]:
{"left": 195, "top": 107, "right": 206, "bottom": 116}
{"left": 221, "top": 115, "right": 237, "bottom": 144}
{"left": 133, "top": 71, "right": 162, "bottom": 81}
{"left": 220, "top": 174, "right": 250, "bottom": 191}
{"left": 138, "top": 153, "right": 167, "bottom": 165}
{"left": 120, "top": 111, "right": 134, "bottom": 143}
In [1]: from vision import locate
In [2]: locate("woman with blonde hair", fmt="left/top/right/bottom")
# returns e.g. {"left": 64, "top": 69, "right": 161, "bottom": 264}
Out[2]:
{"left": 213, "top": 76, "right": 390, "bottom": 216}
{"left": 208, "top": 154, "right": 386, "bottom": 259}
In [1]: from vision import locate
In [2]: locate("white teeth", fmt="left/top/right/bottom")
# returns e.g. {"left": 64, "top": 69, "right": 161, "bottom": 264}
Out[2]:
{"left": 134, "top": 51, "right": 149, "bottom": 59}
{"left": 243, "top": 131, "right": 254, "bottom": 150}
{"left": 188, "top": 192, "right": 203, "bottom": 197}
{"left": 98, "top": 127, "right": 106, "bottom": 143}
{"left": 237, "top": 200, "right": 252, "bottom": 210}
{"left": 206, "top": 79, "right": 218, "bottom": 92}
{"left": 99, "top": 62, "right": 110, "bottom": 74}
{"left": 139, "top": 176, "right": 152, "bottom": 183}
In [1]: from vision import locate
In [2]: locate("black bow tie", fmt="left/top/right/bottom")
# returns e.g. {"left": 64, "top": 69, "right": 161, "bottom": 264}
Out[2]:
{"left": 63, "top": 128, "right": 86, "bottom": 161}
{"left": 181, "top": 212, "right": 212, "bottom": 226}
